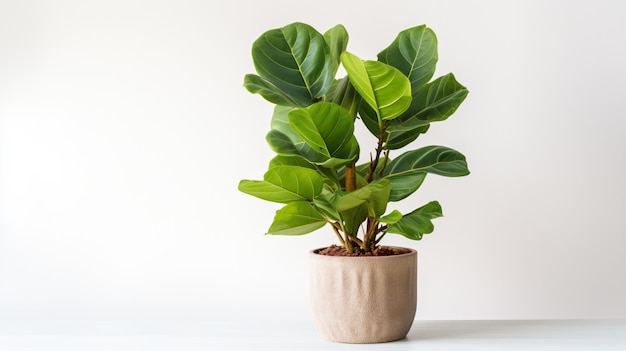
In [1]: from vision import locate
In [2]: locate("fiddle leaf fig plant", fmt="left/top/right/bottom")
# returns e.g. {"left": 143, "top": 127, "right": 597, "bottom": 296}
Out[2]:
{"left": 239, "top": 22, "right": 469, "bottom": 253}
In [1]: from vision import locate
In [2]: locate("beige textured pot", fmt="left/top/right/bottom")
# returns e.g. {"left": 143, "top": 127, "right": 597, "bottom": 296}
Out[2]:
{"left": 309, "top": 247, "right": 417, "bottom": 343}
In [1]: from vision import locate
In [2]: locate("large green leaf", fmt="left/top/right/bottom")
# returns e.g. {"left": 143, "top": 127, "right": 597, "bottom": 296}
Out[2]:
{"left": 341, "top": 202, "right": 368, "bottom": 236}
{"left": 243, "top": 74, "right": 301, "bottom": 107}
{"left": 329, "top": 76, "right": 360, "bottom": 116}
{"left": 341, "top": 51, "right": 411, "bottom": 124}
{"left": 269, "top": 155, "right": 316, "bottom": 170}
{"left": 388, "top": 201, "right": 443, "bottom": 240}
{"left": 388, "top": 73, "right": 469, "bottom": 132}
{"left": 245, "top": 22, "right": 333, "bottom": 107}
{"left": 359, "top": 94, "right": 431, "bottom": 148}
{"left": 238, "top": 165, "right": 323, "bottom": 203}
{"left": 378, "top": 210, "right": 403, "bottom": 225}
{"left": 288, "top": 102, "right": 359, "bottom": 167}
{"left": 378, "top": 25, "right": 438, "bottom": 92}
{"left": 268, "top": 201, "right": 326, "bottom": 235}
{"left": 388, "top": 172, "right": 427, "bottom": 202}
{"left": 312, "top": 187, "right": 341, "bottom": 222}
{"left": 358, "top": 97, "right": 430, "bottom": 150}
{"left": 386, "top": 124, "right": 430, "bottom": 150}
{"left": 269, "top": 155, "right": 340, "bottom": 188}
{"left": 266, "top": 106, "right": 326, "bottom": 163}
{"left": 358, "top": 101, "right": 381, "bottom": 138}
{"left": 337, "top": 179, "right": 391, "bottom": 218}
{"left": 324, "top": 25, "right": 349, "bottom": 77}
{"left": 383, "top": 145, "right": 470, "bottom": 179}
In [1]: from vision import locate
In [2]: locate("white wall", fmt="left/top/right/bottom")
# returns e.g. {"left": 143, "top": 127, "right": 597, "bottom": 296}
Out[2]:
{"left": 1, "top": 0, "right": 625, "bottom": 322}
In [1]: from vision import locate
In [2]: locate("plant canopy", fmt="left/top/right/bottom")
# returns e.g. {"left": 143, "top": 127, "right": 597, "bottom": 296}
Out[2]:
{"left": 240, "top": 22, "right": 469, "bottom": 253}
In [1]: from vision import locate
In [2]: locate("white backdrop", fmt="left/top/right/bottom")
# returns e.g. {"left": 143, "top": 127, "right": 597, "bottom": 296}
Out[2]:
{"left": 1, "top": 0, "right": 625, "bottom": 322}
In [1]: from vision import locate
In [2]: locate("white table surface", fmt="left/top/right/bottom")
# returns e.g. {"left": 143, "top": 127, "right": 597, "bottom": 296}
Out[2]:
{"left": 0, "top": 319, "right": 624, "bottom": 350}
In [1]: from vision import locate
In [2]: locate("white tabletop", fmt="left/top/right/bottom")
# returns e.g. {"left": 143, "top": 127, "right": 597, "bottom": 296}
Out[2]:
{"left": 0, "top": 319, "right": 624, "bottom": 350}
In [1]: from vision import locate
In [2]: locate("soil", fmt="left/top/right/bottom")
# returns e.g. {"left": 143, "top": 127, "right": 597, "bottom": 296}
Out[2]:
{"left": 316, "top": 245, "right": 411, "bottom": 257}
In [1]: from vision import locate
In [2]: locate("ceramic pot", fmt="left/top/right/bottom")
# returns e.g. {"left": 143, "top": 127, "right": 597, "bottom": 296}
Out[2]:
{"left": 309, "top": 247, "right": 417, "bottom": 343}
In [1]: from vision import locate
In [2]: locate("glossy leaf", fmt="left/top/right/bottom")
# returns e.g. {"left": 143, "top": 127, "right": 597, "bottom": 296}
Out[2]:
{"left": 269, "top": 155, "right": 316, "bottom": 170}
{"left": 386, "top": 124, "right": 430, "bottom": 150}
{"left": 324, "top": 25, "right": 349, "bottom": 77}
{"left": 378, "top": 210, "right": 403, "bottom": 225}
{"left": 378, "top": 25, "right": 438, "bottom": 92}
{"left": 269, "top": 155, "right": 339, "bottom": 186}
{"left": 312, "top": 187, "right": 341, "bottom": 222}
{"left": 388, "top": 172, "right": 427, "bottom": 202}
{"left": 341, "top": 51, "right": 411, "bottom": 124}
{"left": 243, "top": 74, "right": 300, "bottom": 107}
{"left": 329, "top": 76, "right": 360, "bottom": 116}
{"left": 388, "top": 201, "right": 442, "bottom": 240}
{"left": 341, "top": 202, "right": 368, "bottom": 236}
{"left": 288, "top": 102, "right": 359, "bottom": 167}
{"left": 337, "top": 179, "right": 391, "bottom": 218}
{"left": 389, "top": 73, "right": 469, "bottom": 131}
{"left": 238, "top": 166, "right": 323, "bottom": 203}
{"left": 266, "top": 106, "right": 326, "bottom": 163}
{"left": 246, "top": 22, "right": 333, "bottom": 107}
{"left": 358, "top": 101, "right": 380, "bottom": 138}
{"left": 359, "top": 93, "right": 430, "bottom": 149}
{"left": 383, "top": 145, "right": 470, "bottom": 179}
{"left": 268, "top": 201, "right": 326, "bottom": 235}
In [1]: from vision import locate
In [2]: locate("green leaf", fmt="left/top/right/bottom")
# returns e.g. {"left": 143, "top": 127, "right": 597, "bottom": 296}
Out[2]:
{"left": 324, "top": 25, "right": 349, "bottom": 77}
{"left": 269, "top": 155, "right": 316, "bottom": 170}
{"left": 383, "top": 145, "right": 470, "bottom": 179}
{"left": 238, "top": 165, "right": 323, "bottom": 203}
{"left": 378, "top": 210, "right": 403, "bottom": 225}
{"left": 358, "top": 101, "right": 380, "bottom": 138}
{"left": 341, "top": 51, "right": 411, "bottom": 124}
{"left": 268, "top": 201, "right": 326, "bottom": 235}
{"left": 312, "top": 187, "right": 341, "bottom": 222}
{"left": 243, "top": 74, "right": 300, "bottom": 107}
{"left": 377, "top": 27, "right": 467, "bottom": 149}
{"left": 329, "top": 76, "right": 360, "bottom": 116}
{"left": 378, "top": 25, "right": 438, "bottom": 92}
{"left": 247, "top": 22, "right": 333, "bottom": 107}
{"left": 386, "top": 124, "right": 430, "bottom": 150}
{"left": 337, "top": 179, "right": 391, "bottom": 218}
{"left": 288, "top": 102, "right": 359, "bottom": 167}
{"left": 266, "top": 129, "right": 303, "bottom": 157}
{"left": 388, "top": 172, "right": 427, "bottom": 202}
{"left": 269, "top": 155, "right": 338, "bottom": 185}
{"left": 388, "top": 201, "right": 443, "bottom": 240}
{"left": 359, "top": 92, "right": 430, "bottom": 150}
{"left": 341, "top": 202, "right": 368, "bottom": 236}
{"left": 266, "top": 106, "right": 326, "bottom": 163}
{"left": 388, "top": 73, "right": 469, "bottom": 132}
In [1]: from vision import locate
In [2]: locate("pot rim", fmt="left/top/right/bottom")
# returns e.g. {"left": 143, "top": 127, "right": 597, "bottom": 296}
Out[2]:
{"left": 310, "top": 246, "right": 417, "bottom": 260}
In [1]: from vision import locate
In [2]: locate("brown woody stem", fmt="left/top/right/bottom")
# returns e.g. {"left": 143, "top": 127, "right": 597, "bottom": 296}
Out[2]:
{"left": 348, "top": 234, "right": 364, "bottom": 247}
{"left": 367, "top": 127, "right": 387, "bottom": 183}
{"left": 345, "top": 163, "right": 356, "bottom": 192}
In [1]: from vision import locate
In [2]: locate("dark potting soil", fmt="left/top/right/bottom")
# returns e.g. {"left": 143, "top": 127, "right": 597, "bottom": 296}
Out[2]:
{"left": 317, "top": 245, "right": 411, "bottom": 257}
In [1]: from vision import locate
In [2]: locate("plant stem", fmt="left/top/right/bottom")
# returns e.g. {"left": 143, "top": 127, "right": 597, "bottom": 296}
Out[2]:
{"left": 367, "top": 127, "right": 387, "bottom": 183}
{"left": 374, "top": 231, "right": 387, "bottom": 245}
{"left": 331, "top": 222, "right": 345, "bottom": 246}
{"left": 345, "top": 163, "right": 356, "bottom": 192}
{"left": 363, "top": 217, "right": 378, "bottom": 249}
{"left": 344, "top": 232, "right": 354, "bottom": 253}
{"left": 348, "top": 234, "right": 364, "bottom": 247}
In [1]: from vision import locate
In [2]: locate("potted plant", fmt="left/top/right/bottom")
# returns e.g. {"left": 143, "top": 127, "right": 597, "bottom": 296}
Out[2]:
{"left": 239, "top": 22, "right": 469, "bottom": 343}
